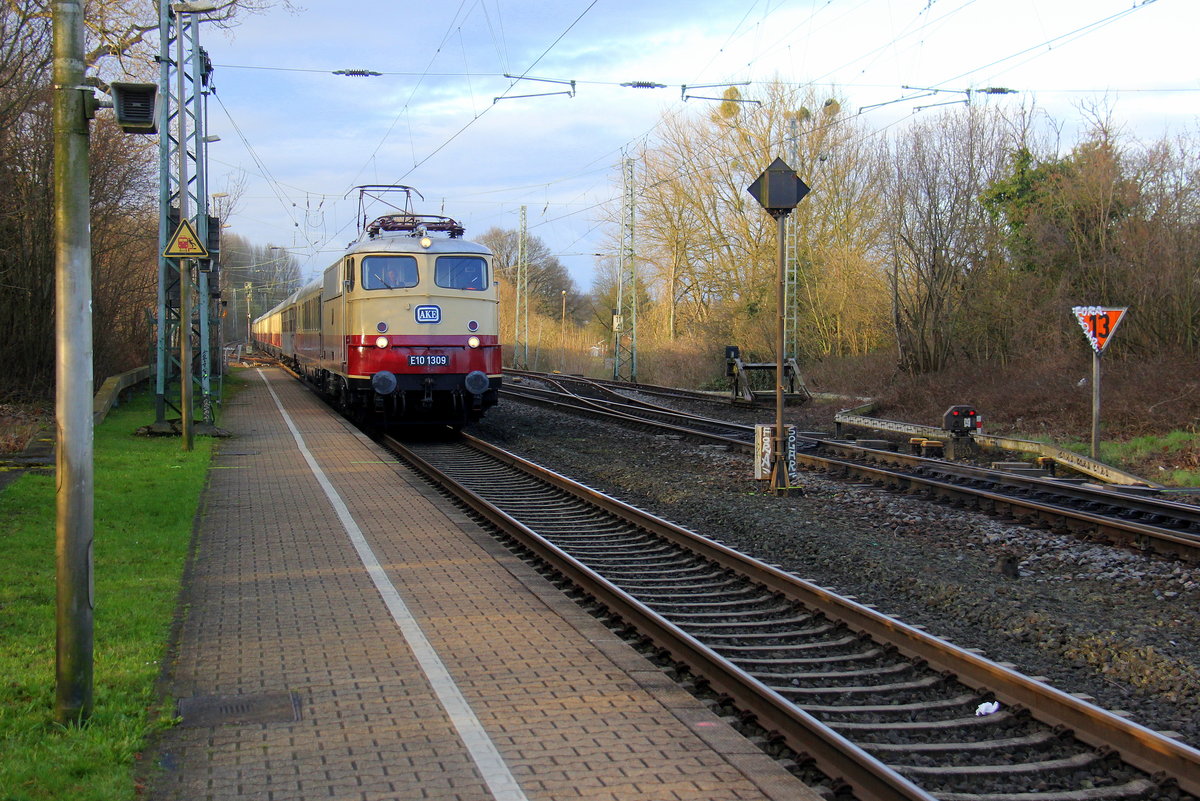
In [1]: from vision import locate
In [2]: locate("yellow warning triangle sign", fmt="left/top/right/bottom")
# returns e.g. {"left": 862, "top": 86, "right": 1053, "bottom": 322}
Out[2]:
{"left": 163, "top": 218, "right": 209, "bottom": 259}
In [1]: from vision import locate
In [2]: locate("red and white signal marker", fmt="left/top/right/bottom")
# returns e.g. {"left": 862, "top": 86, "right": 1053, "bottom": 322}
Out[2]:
{"left": 1071, "top": 306, "right": 1127, "bottom": 354}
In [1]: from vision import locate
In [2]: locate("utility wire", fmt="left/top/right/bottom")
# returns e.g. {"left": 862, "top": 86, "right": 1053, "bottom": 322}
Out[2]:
{"left": 932, "top": 0, "right": 1159, "bottom": 89}
{"left": 216, "top": 0, "right": 1173, "bottom": 277}
{"left": 391, "top": 0, "right": 599, "bottom": 184}
{"left": 212, "top": 91, "right": 308, "bottom": 242}
{"left": 300, "top": 0, "right": 600, "bottom": 261}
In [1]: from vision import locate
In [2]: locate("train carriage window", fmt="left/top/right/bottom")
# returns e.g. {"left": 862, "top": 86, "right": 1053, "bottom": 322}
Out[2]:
{"left": 344, "top": 258, "right": 355, "bottom": 290}
{"left": 363, "top": 255, "right": 418, "bottom": 290}
{"left": 435, "top": 256, "right": 488, "bottom": 291}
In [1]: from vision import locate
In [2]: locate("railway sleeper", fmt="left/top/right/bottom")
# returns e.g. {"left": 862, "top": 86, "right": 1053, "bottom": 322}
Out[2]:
{"left": 648, "top": 595, "right": 784, "bottom": 612}
{"left": 599, "top": 564, "right": 728, "bottom": 580}
{"left": 895, "top": 751, "right": 1102, "bottom": 776}
{"left": 676, "top": 614, "right": 831, "bottom": 631}
{"left": 563, "top": 542, "right": 678, "bottom": 556}
{"left": 766, "top": 672, "right": 948, "bottom": 696}
{"left": 620, "top": 576, "right": 749, "bottom": 594}
{"left": 751, "top": 660, "right": 918, "bottom": 682}
{"left": 805, "top": 692, "right": 989, "bottom": 718}
{"left": 580, "top": 552, "right": 696, "bottom": 565}
{"left": 539, "top": 523, "right": 639, "bottom": 535}
{"left": 633, "top": 587, "right": 774, "bottom": 603}
{"left": 710, "top": 630, "right": 855, "bottom": 650}
{"left": 729, "top": 646, "right": 884, "bottom": 666}
{"left": 862, "top": 729, "right": 1060, "bottom": 753}
{"left": 932, "top": 776, "right": 1158, "bottom": 801}
{"left": 661, "top": 605, "right": 800, "bottom": 622}
{"left": 829, "top": 713, "right": 1032, "bottom": 733}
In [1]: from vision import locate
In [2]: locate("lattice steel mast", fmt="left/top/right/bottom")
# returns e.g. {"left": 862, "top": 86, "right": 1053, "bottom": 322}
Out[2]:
{"left": 154, "top": 3, "right": 217, "bottom": 435}
{"left": 512, "top": 205, "right": 529, "bottom": 368}
{"left": 613, "top": 157, "right": 637, "bottom": 382}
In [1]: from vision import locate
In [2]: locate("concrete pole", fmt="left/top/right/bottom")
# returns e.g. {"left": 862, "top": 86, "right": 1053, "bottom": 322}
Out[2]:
{"left": 52, "top": 0, "right": 94, "bottom": 724}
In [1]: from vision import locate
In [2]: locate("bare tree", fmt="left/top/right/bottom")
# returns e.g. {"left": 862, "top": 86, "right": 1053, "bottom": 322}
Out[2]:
{"left": 1124, "top": 132, "right": 1200, "bottom": 353}
{"left": 8, "top": 0, "right": 288, "bottom": 77}
{"left": 0, "top": 0, "right": 290, "bottom": 396}
{"left": 477, "top": 226, "right": 579, "bottom": 314}
{"left": 885, "top": 106, "right": 1011, "bottom": 373}
{"left": 633, "top": 81, "right": 889, "bottom": 362}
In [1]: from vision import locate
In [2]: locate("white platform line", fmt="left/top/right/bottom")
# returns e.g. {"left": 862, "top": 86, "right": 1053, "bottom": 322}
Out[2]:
{"left": 258, "top": 370, "right": 529, "bottom": 801}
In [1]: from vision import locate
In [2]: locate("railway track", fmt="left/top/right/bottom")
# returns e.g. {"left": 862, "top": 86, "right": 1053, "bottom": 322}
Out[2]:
{"left": 505, "top": 368, "right": 734, "bottom": 408}
{"left": 501, "top": 373, "right": 1200, "bottom": 564}
{"left": 383, "top": 433, "right": 1200, "bottom": 801}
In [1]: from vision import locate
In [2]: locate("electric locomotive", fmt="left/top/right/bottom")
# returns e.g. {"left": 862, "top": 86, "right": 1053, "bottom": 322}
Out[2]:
{"left": 252, "top": 191, "right": 501, "bottom": 427}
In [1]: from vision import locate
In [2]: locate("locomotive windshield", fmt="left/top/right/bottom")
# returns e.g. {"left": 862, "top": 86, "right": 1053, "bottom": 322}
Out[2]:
{"left": 435, "top": 255, "right": 488, "bottom": 291}
{"left": 364, "top": 255, "right": 418, "bottom": 289}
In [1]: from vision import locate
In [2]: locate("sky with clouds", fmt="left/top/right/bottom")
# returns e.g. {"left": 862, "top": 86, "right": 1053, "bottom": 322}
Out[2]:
{"left": 199, "top": 0, "right": 1198, "bottom": 287}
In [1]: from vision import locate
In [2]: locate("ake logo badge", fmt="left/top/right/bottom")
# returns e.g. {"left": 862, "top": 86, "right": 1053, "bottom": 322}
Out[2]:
{"left": 1071, "top": 306, "right": 1127, "bottom": 354}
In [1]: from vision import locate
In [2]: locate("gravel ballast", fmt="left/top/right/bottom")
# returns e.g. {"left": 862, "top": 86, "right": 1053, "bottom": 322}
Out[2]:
{"left": 472, "top": 397, "right": 1200, "bottom": 752}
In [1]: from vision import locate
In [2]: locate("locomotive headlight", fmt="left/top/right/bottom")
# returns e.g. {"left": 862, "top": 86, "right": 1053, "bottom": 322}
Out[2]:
{"left": 467, "top": 336, "right": 480, "bottom": 349}
{"left": 375, "top": 335, "right": 390, "bottom": 349}
{"left": 419, "top": 236, "right": 433, "bottom": 249}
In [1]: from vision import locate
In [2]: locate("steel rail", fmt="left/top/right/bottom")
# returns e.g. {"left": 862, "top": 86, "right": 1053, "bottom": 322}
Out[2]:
{"left": 385, "top": 433, "right": 1200, "bottom": 798}
{"left": 505, "top": 368, "right": 732, "bottom": 407}
{"left": 503, "top": 383, "right": 749, "bottom": 440}
{"left": 502, "top": 384, "right": 1200, "bottom": 564}
{"left": 385, "top": 433, "right": 938, "bottom": 801}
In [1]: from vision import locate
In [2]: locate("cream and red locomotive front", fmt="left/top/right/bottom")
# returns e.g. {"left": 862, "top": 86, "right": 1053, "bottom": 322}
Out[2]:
{"left": 252, "top": 209, "right": 501, "bottom": 426}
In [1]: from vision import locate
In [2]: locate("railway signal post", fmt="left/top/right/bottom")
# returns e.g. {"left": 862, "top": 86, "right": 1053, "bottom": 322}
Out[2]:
{"left": 747, "top": 158, "right": 810, "bottom": 494}
{"left": 1072, "top": 306, "right": 1127, "bottom": 460}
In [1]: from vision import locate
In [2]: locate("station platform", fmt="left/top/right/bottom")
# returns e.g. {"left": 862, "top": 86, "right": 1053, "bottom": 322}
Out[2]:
{"left": 146, "top": 367, "right": 820, "bottom": 801}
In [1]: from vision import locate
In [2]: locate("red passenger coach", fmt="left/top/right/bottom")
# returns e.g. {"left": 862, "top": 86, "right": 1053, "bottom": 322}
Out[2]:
{"left": 252, "top": 193, "right": 501, "bottom": 428}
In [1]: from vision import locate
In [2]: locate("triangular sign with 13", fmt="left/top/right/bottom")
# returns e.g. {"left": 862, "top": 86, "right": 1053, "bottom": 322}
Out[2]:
{"left": 1071, "top": 306, "right": 1127, "bottom": 354}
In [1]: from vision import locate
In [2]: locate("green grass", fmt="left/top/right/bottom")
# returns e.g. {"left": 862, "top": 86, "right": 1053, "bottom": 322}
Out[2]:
{"left": 1021, "top": 429, "right": 1200, "bottom": 487}
{"left": 0, "top": 387, "right": 221, "bottom": 801}
{"left": 1106, "top": 430, "right": 1200, "bottom": 486}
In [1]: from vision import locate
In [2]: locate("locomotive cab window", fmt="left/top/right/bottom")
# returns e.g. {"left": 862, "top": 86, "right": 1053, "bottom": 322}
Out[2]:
{"left": 435, "top": 255, "right": 488, "bottom": 291}
{"left": 363, "top": 255, "right": 418, "bottom": 290}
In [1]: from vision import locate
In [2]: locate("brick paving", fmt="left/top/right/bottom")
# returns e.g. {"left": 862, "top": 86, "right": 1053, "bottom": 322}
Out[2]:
{"left": 145, "top": 368, "right": 821, "bottom": 801}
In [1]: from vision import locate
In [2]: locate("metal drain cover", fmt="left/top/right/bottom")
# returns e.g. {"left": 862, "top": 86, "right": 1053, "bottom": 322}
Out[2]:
{"left": 177, "top": 691, "right": 301, "bottom": 727}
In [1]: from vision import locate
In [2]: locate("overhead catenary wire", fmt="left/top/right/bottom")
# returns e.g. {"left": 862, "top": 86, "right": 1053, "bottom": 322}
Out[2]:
{"left": 208, "top": 0, "right": 1178, "bottom": 283}
{"left": 211, "top": 91, "right": 309, "bottom": 244}
{"left": 289, "top": 0, "right": 602, "bottom": 263}
{"left": 391, "top": 0, "right": 599, "bottom": 183}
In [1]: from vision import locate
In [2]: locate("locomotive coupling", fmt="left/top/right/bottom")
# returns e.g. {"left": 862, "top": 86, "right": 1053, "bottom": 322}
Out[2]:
{"left": 371, "top": 370, "right": 398, "bottom": 396}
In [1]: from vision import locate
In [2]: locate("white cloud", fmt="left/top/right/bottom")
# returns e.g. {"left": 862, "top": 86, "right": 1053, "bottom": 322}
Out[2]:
{"left": 202, "top": 0, "right": 1199, "bottom": 286}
